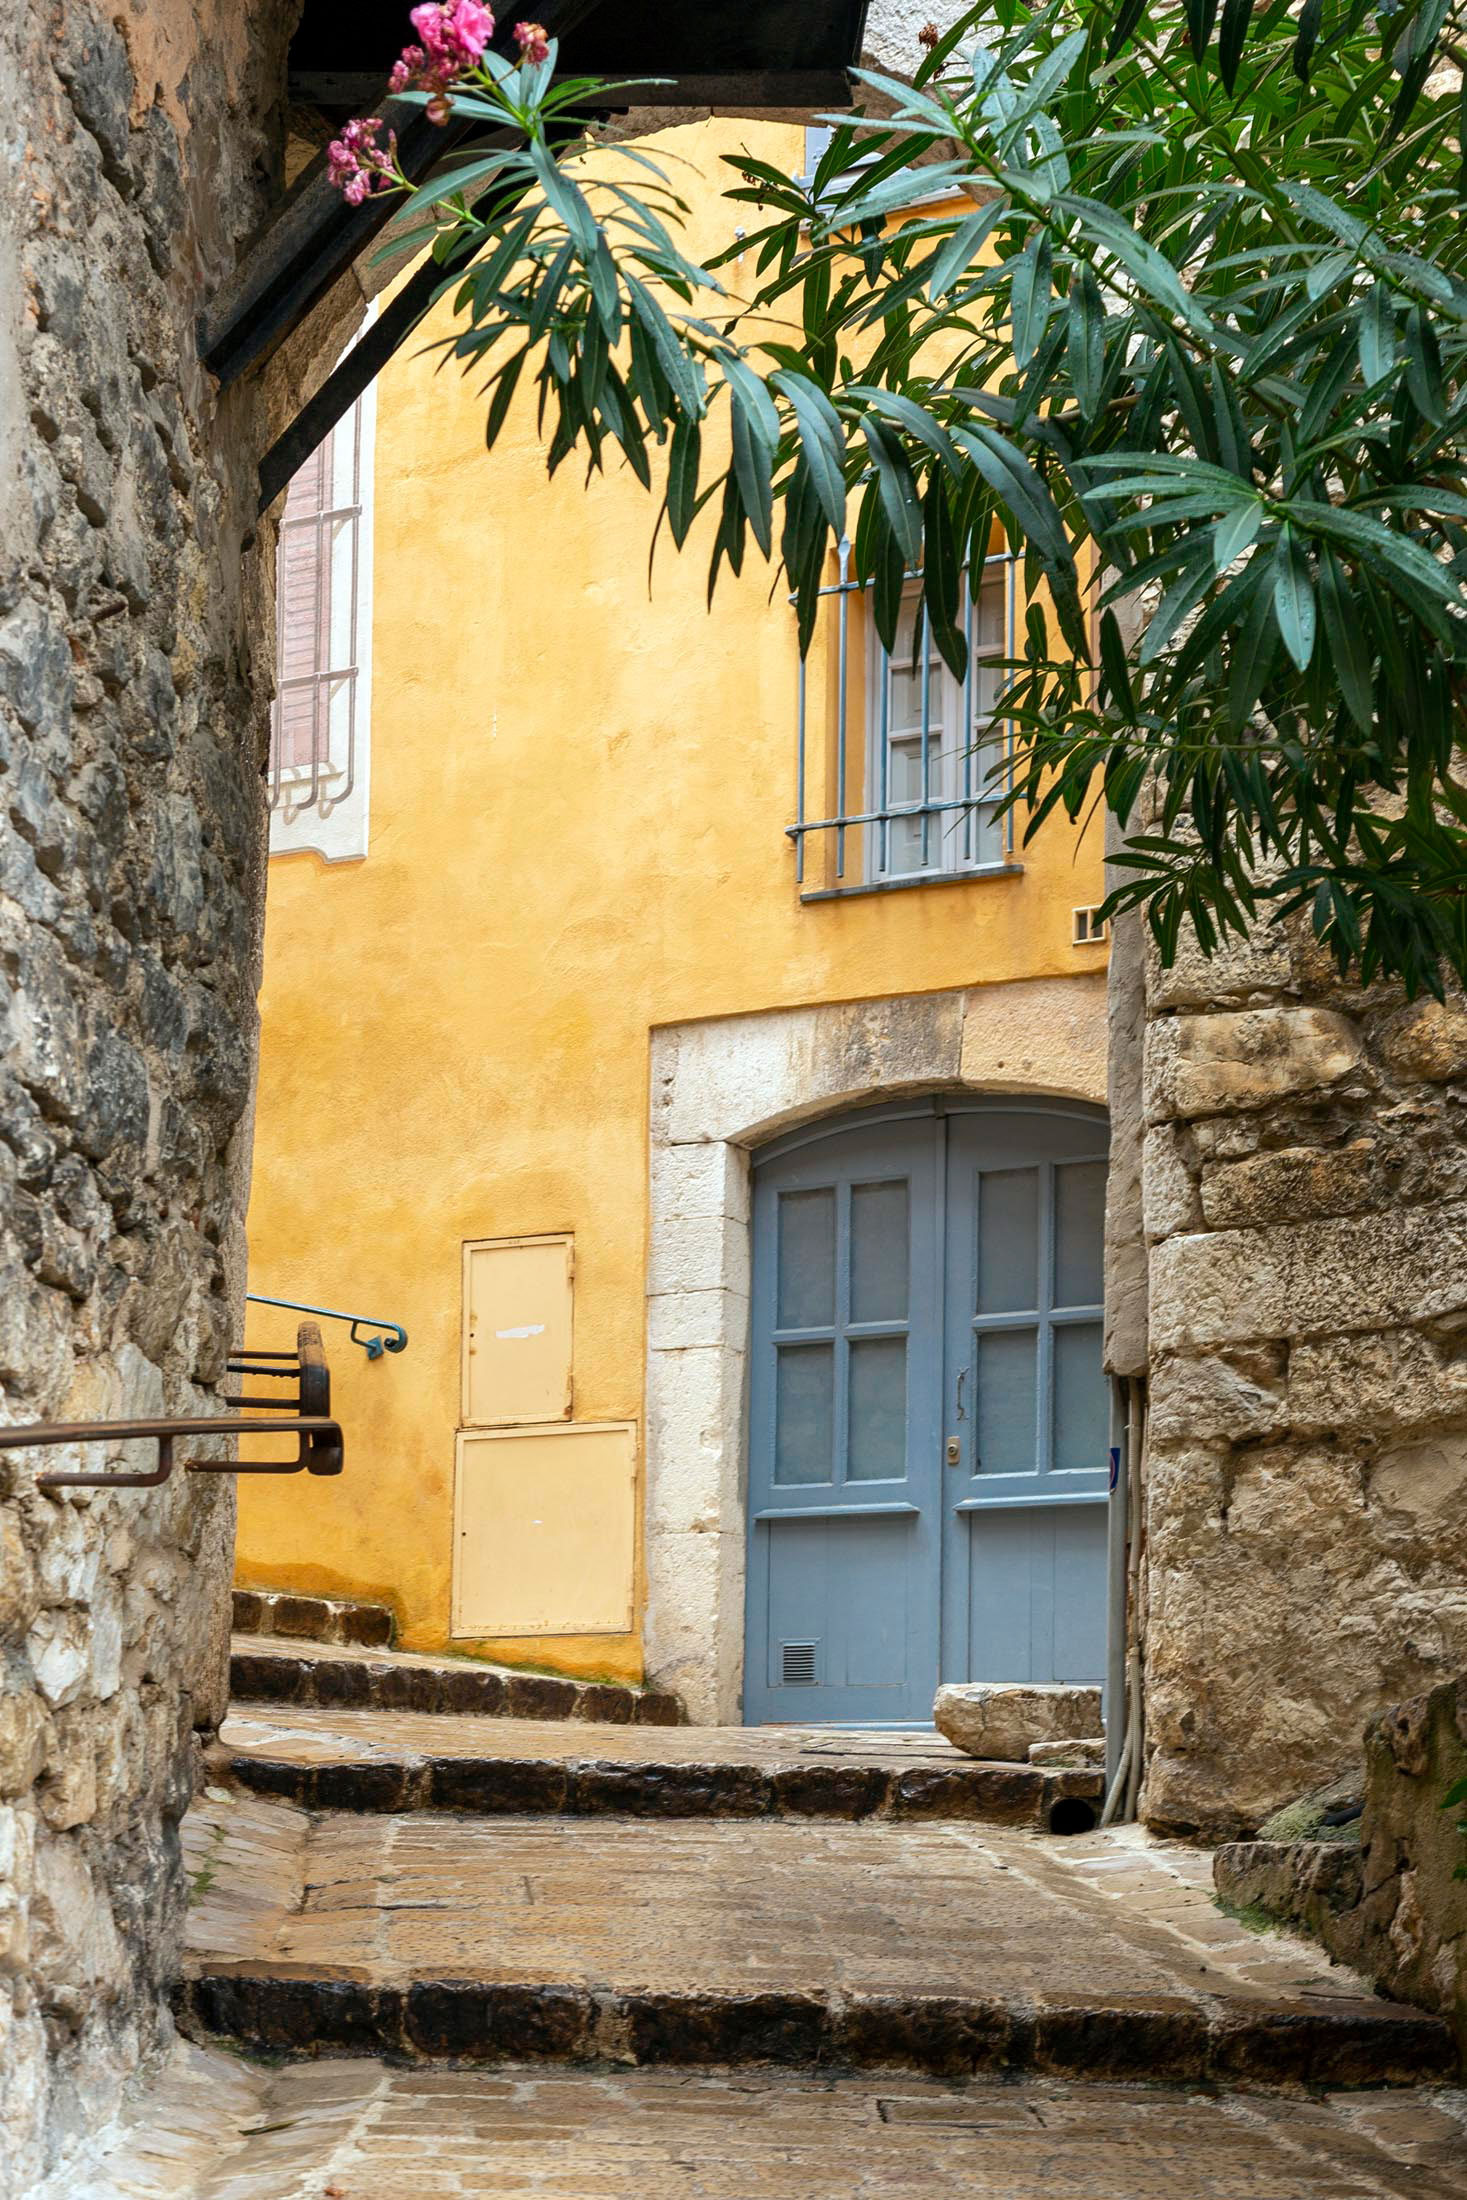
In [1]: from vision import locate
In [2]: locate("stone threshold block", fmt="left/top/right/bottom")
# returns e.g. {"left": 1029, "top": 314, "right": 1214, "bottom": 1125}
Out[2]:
{"left": 936, "top": 1684, "right": 1103, "bottom": 1764}
{"left": 230, "top": 1632, "right": 685, "bottom": 1726}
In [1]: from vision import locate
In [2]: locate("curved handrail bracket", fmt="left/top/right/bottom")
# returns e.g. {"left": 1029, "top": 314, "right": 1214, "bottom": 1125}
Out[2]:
{"left": 247, "top": 1291, "right": 407, "bottom": 1359}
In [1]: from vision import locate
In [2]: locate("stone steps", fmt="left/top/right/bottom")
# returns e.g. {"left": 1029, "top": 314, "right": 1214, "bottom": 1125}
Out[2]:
{"left": 176, "top": 1793, "right": 1457, "bottom": 2091}
{"left": 229, "top": 1631, "right": 685, "bottom": 1726}
{"left": 233, "top": 1587, "right": 396, "bottom": 1648}
{"left": 176, "top": 1969, "right": 1453, "bottom": 2089}
{"left": 221, "top": 1700, "right": 1103, "bottom": 1829}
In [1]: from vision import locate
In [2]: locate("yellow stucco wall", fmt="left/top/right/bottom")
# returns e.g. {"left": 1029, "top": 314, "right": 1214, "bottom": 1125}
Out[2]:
{"left": 238, "top": 119, "right": 1108, "bottom": 1677}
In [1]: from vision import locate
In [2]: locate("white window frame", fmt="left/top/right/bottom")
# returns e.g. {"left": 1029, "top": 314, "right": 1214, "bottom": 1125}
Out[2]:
{"left": 864, "top": 562, "right": 1015, "bottom": 884}
{"left": 268, "top": 313, "right": 377, "bottom": 865}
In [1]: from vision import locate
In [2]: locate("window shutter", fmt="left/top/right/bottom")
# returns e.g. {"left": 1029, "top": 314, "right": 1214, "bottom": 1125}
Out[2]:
{"left": 269, "top": 408, "right": 363, "bottom": 807}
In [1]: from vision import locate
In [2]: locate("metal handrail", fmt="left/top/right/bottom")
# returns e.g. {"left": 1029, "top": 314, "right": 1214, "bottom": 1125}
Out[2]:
{"left": 0, "top": 1414, "right": 343, "bottom": 1488}
{"left": 1, "top": 1322, "right": 344, "bottom": 1487}
{"left": 245, "top": 1291, "right": 407, "bottom": 1360}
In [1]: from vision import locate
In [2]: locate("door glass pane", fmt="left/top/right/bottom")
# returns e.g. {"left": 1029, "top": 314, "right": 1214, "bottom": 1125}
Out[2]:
{"left": 848, "top": 1337, "right": 907, "bottom": 1481}
{"left": 775, "top": 1344, "right": 833, "bottom": 1484}
{"left": 1054, "top": 1160, "right": 1105, "bottom": 1308}
{"left": 975, "top": 1328, "right": 1037, "bottom": 1475}
{"left": 1053, "top": 1321, "right": 1106, "bottom": 1474}
{"left": 850, "top": 1180, "right": 909, "bottom": 1323}
{"left": 977, "top": 1168, "right": 1038, "bottom": 1313}
{"left": 778, "top": 1188, "right": 835, "bottom": 1329}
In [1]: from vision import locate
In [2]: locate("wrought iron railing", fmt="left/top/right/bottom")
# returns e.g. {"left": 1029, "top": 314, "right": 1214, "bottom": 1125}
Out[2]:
{"left": 789, "top": 543, "right": 1019, "bottom": 897}
{"left": 0, "top": 1322, "right": 343, "bottom": 1489}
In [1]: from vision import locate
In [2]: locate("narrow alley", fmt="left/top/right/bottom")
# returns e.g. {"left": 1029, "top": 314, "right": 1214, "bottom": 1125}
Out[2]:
{"left": 43, "top": 1600, "right": 1467, "bottom": 2198}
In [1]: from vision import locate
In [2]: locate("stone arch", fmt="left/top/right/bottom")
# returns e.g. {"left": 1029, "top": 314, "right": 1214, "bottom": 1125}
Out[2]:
{"left": 643, "top": 975, "right": 1107, "bottom": 1719}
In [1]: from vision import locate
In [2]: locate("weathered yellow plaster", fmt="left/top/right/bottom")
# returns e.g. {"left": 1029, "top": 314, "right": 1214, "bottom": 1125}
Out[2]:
{"left": 239, "top": 119, "right": 1108, "bottom": 1678}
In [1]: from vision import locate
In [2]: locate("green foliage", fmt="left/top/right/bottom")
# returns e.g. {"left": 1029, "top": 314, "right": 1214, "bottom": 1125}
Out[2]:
{"left": 397, "top": 5, "right": 1467, "bottom": 991}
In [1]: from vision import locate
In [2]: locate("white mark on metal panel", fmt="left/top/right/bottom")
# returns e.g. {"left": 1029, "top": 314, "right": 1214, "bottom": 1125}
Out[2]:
{"left": 495, "top": 1324, "right": 546, "bottom": 1340}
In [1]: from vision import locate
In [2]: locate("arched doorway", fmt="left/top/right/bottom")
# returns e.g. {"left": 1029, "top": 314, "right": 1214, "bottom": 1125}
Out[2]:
{"left": 744, "top": 1096, "right": 1109, "bottom": 1725}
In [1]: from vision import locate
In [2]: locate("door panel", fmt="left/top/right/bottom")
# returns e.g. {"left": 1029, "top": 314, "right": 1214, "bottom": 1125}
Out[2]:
{"left": 744, "top": 1113, "right": 940, "bottom": 1725}
{"left": 963, "top": 1502, "right": 1108, "bottom": 1685}
{"left": 744, "top": 1101, "right": 1109, "bottom": 1725}
{"left": 763, "top": 1514, "right": 917, "bottom": 1706}
{"left": 941, "top": 1112, "right": 1110, "bottom": 1695}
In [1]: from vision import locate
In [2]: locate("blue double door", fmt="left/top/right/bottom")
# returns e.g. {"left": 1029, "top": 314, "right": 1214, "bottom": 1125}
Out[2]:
{"left": 744, "top": 1100, "right": 1109, "bottom": 1725}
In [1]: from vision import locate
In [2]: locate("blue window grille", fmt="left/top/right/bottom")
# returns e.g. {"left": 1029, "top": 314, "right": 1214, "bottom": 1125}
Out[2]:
{"left": 790, "top": 542, "right": 1019, "bottom": 896}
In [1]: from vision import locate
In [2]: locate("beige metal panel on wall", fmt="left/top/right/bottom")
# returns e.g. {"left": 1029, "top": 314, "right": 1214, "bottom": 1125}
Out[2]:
{"left": 452, "top": 1421, "right": 637, "bottom": 1637}
{"left": 463, "top": 1234, "right": 574, "bottom": 1425}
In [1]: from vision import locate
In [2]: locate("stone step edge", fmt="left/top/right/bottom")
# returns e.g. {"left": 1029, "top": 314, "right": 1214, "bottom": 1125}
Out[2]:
{"left": 227, "top": 1751, "right": 1104, "bottom": 1831}
{"left": 233, "top": 1589, "right": 395, "bottom": 1650}
{"left": 176, "top": 1974, "right": 1455, "bottom": 2092}
{"left": 229, "top": 1643, "right": 685, "bottom": 1728}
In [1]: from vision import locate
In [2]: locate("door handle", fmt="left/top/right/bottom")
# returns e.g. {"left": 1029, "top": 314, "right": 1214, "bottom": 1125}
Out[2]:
{"left": 945, "top": 1437, "right": 962, "bottom": 1467}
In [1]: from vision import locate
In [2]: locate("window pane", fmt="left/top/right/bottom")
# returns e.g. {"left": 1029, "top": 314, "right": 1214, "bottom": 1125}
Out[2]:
{"left": 1053, "top": 1321, "right": 1106, "bottom": 1474}
{"left": 975, "top": 1328, "right": 1037, "bottom": 1475}
{"left": 977, "top": 1167, "right": 1038, "bottom": 1313}
{"left": 777, "top": 1189, "right": 834, "bottom": 1329}
{"left": 775, "top": 1344, "right": 834, "bottom": 1484}
{"left": 888, "top": 812, "right": 926, "bottom": 874}
{"left": 850, "top": 1181, "right": 909, "bottom": 1323}
{"left": 1054, "top": 1160, "right": 1105, "bottom": 1308}
{"left": 975, "top": 573, "right": 1006, "bottom": 651}
{"left": 890, "top": 662, "right": 924, "bottom": 731}
{"left": 890, "top": 736, "right": 924, "bottom": 806}
{"left": 848, "top": 1337, "right": 907, "bottom": 1480}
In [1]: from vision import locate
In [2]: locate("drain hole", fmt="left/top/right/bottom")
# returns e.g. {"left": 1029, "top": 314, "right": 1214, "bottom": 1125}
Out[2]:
{"left": 1047, "top": 1796, "right": 1099, "bottom": 1836}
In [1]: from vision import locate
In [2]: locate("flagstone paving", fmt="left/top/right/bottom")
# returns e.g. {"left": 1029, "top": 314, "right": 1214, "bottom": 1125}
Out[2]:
{"left": 177, "top": 1791, "right": 1452, "bottom": 2087}
{"left": 49, "top": 2044, "right": 1467, "bottom": 2199}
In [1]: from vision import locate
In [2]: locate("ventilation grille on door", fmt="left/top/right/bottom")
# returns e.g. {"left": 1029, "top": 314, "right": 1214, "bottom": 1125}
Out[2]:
{"left": 781, "top": 1641, "right": 818, "bottom": 1687}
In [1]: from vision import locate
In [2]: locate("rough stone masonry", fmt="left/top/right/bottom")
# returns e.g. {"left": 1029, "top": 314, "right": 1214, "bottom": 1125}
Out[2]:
{"left": 0, "top": 4, "right": 326, "bottom": 2189}
{"left": 1113, "top": 907, "right": 1467, "bottom": 1840}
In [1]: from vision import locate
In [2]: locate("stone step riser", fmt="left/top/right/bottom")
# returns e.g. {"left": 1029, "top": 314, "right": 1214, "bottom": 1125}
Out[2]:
{"left": 233, "top": 1590, "right": 394, "bottom": 1649}
{"left": 230, "top": 1648, "right": 684, "bottom": 1727}
{"left": 177, "top": 1976, "right": 1455, "bottom": 2091}
{"left": 229, "top": 1751, "right": 1105, "bottom": 1830}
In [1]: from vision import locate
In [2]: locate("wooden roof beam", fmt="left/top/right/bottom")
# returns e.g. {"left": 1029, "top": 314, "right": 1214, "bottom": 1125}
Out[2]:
{"left": 200, "top": 0, "right": 601, "bottom": 391}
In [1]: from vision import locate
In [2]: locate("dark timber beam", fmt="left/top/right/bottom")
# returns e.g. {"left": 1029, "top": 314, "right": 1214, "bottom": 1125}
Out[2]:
{"left": 201, "top": 99, "right": 473, "bottom": 391}
{"left": 202, "top": 0, "right": 602, "bottom": 391}
{"left": 258, "top": 59, "right": 855, "bottom": 512}
{"left": 256, "top": 164, "right": 520, "bottom": 513}
{"left": 289, "top": 68, "right": 856, "bottom": 112}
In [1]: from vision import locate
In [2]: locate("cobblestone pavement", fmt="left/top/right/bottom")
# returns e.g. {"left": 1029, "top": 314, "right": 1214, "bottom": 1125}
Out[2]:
{"left": 50, "top": 2044, "right": 1467, "bottom": 2199}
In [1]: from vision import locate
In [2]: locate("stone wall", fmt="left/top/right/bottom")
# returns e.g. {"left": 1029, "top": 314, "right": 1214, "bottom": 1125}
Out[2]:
{"left": 0, "top": 5, "right": 303, "bottom": 2188}
{"left": 1132, "top": 919, "right": 1467, "bottom": 1837}
{"left": 1214, "top": 1672, "right": 1467, "bottom": 2058}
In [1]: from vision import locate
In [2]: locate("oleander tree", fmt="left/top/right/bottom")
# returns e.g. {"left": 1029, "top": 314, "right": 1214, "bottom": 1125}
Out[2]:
{"left": 340, "top": 0, "right": 1467, "bottom": 992}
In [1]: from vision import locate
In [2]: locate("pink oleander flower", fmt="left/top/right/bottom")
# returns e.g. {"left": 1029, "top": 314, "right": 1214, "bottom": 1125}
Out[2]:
{"left": 388, "top": 42, "right": 428, "bottom": 92}
{"left": 410, "top": 0, "right": 495, "bottom": 69}
{"left": 326, "top": 116, "right": 399, "bottom": 202}
{"left": 515, "top": 20, "right": 550, "bottom": 62}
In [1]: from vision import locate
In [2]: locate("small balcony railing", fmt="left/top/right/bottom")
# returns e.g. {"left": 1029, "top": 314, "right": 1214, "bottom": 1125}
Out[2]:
{"left": 789, "top": 542, "right": 1020, "bottom": 899}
